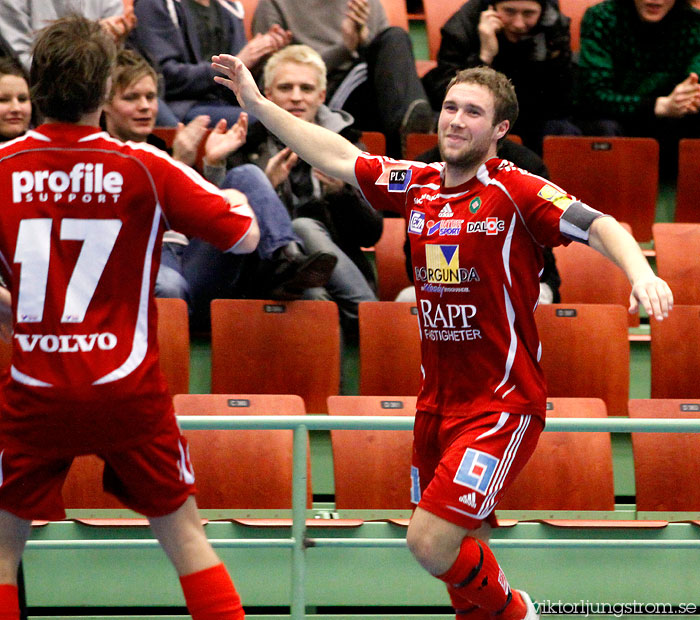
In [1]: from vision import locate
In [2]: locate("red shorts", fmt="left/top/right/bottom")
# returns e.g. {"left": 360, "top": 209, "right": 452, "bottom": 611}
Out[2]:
{"left": 0, "top": 415, "right": 196, "bottom": 521}
{"left": 411, "top": 410, "right": 543, "bottom": 530}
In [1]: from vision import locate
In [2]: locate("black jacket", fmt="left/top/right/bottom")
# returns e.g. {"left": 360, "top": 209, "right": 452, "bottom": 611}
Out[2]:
{"left": 422, "top": 0, "right": 574, "bottom": 147}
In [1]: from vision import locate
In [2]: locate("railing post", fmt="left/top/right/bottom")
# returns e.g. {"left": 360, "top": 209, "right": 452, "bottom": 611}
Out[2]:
{"left": 290, "top": 423, "right": 308, "bottom": 619}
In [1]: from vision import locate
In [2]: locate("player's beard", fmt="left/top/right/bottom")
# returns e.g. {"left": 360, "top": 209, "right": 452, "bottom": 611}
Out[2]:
{"left": 438, "top": 128, "right": 493, "bottom": 172}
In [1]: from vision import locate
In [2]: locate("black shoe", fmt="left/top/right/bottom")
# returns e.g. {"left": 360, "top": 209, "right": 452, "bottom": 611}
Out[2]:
{"left": 268, "top": 251, "right": 338, "bottom": 300}
{"left": 401, "top": 99, "right": 435, "bottom": 136}
{"left": 400, "top": 99, "right": 435, "bottom": 158}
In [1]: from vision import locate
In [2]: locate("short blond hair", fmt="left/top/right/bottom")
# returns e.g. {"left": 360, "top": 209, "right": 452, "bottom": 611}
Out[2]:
{"left": 263, "top": 44, "right": 327, "bottom": 91}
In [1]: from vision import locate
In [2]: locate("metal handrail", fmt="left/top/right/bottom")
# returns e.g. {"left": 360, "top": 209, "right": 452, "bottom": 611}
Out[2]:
{"left": 26, "top": 416, "right": 700, "bottom": 619}
{"left": 177, "top": 415, "right": 700, "bottom": 432}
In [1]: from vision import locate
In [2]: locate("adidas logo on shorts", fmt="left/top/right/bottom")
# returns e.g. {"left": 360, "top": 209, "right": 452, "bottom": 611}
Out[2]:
{"left": 458, "top": 492, "right": 477, "bottom": 508}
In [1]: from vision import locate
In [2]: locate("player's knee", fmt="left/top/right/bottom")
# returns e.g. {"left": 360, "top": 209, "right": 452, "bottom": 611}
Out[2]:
{"left": 405, "top": 523, "right": 432, "bottom": 568}
{"left": 406, "top": 521, "right": 455, "bottom": 574}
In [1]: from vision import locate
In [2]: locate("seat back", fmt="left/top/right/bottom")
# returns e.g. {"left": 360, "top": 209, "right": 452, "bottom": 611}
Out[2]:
{"left": 378, "top": 0, "right": 409, "bottom": 30}
{"left": 552, "top": 222, "right": 637, "bottom": 326}
{"left": 542, "top": 136, "right": 659, "bottom": 241}
{"left": 628, "top": 398, "right": 700, "bottom": 512}
{"left": 359, "top": 301, "right": 421, "bottom": 397}
{"left": 210, "top": 299, "right": 340, "bottom": 413}
{"left": 499, "top": 397, "right": 614, "bottom": 510}
{"left": 404, "top": 132, "right": 437, "bottom": 161}
{"left": 174, "top": 393, "right": 311, "bottom": 509}
{"left": 650, "top": 305, "right": 700, "bottom": 399}
{"left": 675, "top": 139, "right": 700, "bottom": 223}
{"left": 653, "top": 223, "right": 700, "bottom": 305}
{"left": 374, "top": 217, "right": 412, "bottom": 301}
{"left": 155, "top": 297, "right": 190, "bottom": 396}
{"left": 534, "top": 304, "right": 630, "bottom": 416}
{"left": 360, "top": 131, "right": 387, "bottom": 156}
{"left": 327, "top": 395, "right": 416, "bottom": 510}
{"left": 423, "top": 0, "right": 464, "bottom": 60}
{"left": 558, "top": 0, "right": 600, "bottom": 52}
{"left": 237, "top": 0, "right": 258, "bottom": 38}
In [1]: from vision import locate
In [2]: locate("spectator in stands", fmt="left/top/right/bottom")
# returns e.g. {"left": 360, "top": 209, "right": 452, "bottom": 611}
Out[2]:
{"left": 0, "top": 0, "right": 181, "bottom": 126}
{"left": 575, "top": 0, "right": 700, "bottom": 176}
{"left": 253, "top": 0, "right": 434, "bottom": 157}
{"left": 103, "top": 49, "right": 336, "bottom": 329}
{"left": 0, "top": 16, "right": 258, "bottom": 620}
{"left": 236, "top": 44, "right": 382, "bottom": 338}
{"left": 0, "top": 56, "right": 31, "bottom": 141}
{"left": 422, "top": 0, "right": 579, "bottom": 154}
{"left": 129, "top": 0, "right": 292, "bottom": 126}
{"left": 0, "top": 0, "right": 136, "bottom": 71}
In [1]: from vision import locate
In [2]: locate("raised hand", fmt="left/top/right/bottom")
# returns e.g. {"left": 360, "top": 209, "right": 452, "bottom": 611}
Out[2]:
{"left": 341, "top": 0, "right": 371, "bottom": 52}
{"left": 212, "top": 54, "right": 264, "bottom": 111}
{"left": 236, "top": 25, "right": 293, "bottom": 69}
{"left": 99, "top": 13, "right": 136, "bottom": 43}
{"left": 265, "top": 147, "right": 299, "bottom": 188}
{"left": 171, "top": 115, "right": 210, "bottom": 166}
{"left": 204, "top": 113, "right": 249, "bottom": 167}
{"left": 477, "top": 6, "right": 503, "bottom": 65}
{"left": 655, "top": 73, "right": 700, "bottom": 118}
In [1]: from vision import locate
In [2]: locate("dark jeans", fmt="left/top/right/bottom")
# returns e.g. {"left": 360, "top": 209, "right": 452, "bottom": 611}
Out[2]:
{"left": 327, "top": 26, "right": 429, "bottom": 156}
{"left": 155, "top": 241, "right": 189, "bottom": 301}
{"left": 182, "top": 164, "right": 299, "bottom": 330}
{"left": 183, "top": 101, "right": 257, "bottom": 126}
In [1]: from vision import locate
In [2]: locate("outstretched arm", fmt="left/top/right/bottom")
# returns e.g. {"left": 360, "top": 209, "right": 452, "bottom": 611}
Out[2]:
{"left": 212, "top": 54, "right": 362, "bottom": 188}
{"left": 588, "top": 217, "right": 673, "bottom": 321}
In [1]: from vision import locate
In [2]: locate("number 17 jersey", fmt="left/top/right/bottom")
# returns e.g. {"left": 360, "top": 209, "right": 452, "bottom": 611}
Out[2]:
{"left": 0, "top": 124, "right": 254, "bottom": 455}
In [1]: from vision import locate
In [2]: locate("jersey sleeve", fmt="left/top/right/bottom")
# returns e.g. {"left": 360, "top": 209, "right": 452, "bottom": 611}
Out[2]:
{"left": 151, "top": 152, "right": 254, "bottom": 252}
{"left": 354, "top": 153, "right": 417, "bottom": 217}
{"left": 505, "top": 170, "right": 604, "bottom": 248}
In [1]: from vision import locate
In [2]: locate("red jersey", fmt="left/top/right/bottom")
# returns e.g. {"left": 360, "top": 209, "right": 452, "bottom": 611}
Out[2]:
{"left": 0, "top": 124, "right": 254, "bottom": 456}
{"left": 356, "top": 155, "right": 580, "bottom": 421}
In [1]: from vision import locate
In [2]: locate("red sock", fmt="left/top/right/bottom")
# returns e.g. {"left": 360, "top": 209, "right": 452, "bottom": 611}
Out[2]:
{"left": 179, "top": 563, "right": 244, "bottom": 620}
{"left": 0, "top": 585, "right": 19, "bottom": 620}
{"left": 437, "top": 537, "right": 525, "bottom": 620}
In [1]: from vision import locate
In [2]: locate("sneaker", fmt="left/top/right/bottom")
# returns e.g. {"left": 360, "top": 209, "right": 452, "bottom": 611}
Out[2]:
{"left": 401, "top": 98, "right": 436, "bottom": 136}
{"left": 268, "top": 250, "right": 337, "bottom": 300}
{"left": 516, "top": 590, "right": 539, "bottom": 620}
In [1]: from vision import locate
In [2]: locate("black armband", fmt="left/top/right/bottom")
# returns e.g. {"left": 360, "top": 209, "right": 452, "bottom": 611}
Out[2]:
{"left": 560, "top": 201, "right": 606, "bottom": 244}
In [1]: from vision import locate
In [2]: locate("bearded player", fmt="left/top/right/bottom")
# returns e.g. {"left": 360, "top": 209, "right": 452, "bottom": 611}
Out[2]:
{"left": 211, "top": 54, "right": 672, "bottom": 619}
